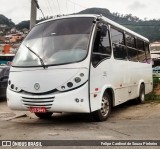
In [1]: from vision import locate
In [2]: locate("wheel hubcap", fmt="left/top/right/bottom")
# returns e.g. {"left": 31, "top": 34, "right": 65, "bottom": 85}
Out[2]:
{"left": 101, "top": 96, "right": 109, "bottom": 117}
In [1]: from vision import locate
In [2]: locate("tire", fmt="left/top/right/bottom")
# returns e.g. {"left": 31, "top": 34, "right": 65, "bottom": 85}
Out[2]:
{"left": 137, "top": 84, "right": 145, "bottom": 104}
{"left": 34, "top": 112, "right": 53, "bottom": 119}
{"left": 92, "top": 92, "right": 111, "bottom": 122}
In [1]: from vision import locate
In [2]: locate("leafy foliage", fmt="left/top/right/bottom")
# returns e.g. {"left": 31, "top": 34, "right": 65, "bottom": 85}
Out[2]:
{"left": 78, "top": 8, "right": 160, "bottom": 42}
{"left": 0, "top": 14, "right": 15, "bottom": 27}
{"left": 16, "top": 20, "right": 30, "bottom": 30}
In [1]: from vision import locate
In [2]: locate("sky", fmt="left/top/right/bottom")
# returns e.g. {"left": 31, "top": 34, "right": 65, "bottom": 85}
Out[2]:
{"left": 0, "top": 0, "right": 160, "bottom": 24}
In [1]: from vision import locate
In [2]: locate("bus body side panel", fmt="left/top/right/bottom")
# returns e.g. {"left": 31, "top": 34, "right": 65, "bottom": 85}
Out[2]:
{"left": 89, "top": 58, "right": 153, "bottom": 112}
{"left": 111, "top": 61, "right": 152, "bottom": 105}
{"left": 109, "top": 60, "right": 132, "bottom": 105}
{"left": 89, "top": 59, "right": 131, "bottom": 112}
{"left": 135, "top": 63, "right": 153, "bottom": 96}
{"left": 127, "top": 61, "right": 153, "bottom": 99}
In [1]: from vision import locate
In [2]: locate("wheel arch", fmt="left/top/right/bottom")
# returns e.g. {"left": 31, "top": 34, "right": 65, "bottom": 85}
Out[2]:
{"left": 92, "top": 86, "right": 114, "bottom": 121}
{"left": 138, "top": 80, "right": 145, "bottom": 96}
{"left": 101, "top": 86, "right": 115, "bottom": 107}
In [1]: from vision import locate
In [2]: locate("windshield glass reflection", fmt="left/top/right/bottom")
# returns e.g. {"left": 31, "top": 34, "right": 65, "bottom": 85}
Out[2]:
{"left": 12, "top": 17, "right": 94, "bottom": 67}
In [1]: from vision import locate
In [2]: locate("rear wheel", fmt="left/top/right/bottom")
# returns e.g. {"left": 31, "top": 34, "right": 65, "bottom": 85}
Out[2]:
{"left": 137, "top": 84, "right": 145, "bottom": 104}
{"left": 92, "top": 92, "right": 111, "bottom": 122}
{"left": 34, "top": 112, "right": 53, "bottom": 119}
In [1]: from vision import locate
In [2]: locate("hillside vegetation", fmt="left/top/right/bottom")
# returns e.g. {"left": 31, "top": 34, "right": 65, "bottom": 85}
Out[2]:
{"left": 0, "top": 14, "right": 15, "bottom": 27}
{"left": 1, "top": 8, "right": 160, "bottom": 41}
{"left": 78, "top": 8, "right": 160, "bottom": 42}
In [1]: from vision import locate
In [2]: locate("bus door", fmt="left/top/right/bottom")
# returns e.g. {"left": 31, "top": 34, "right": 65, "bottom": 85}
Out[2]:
{"left": 90, "top": 24, "right": 112, "bottom": 111}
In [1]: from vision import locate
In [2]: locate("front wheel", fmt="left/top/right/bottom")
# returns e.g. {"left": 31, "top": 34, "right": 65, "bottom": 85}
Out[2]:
{"left": 34, "top": 112, "right": 53, "bottom": 119}
{"left": 92, "top": 92, "right": 111, "bottom": 122}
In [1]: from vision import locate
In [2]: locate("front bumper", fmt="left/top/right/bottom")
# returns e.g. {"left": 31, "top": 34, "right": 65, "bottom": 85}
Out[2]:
{"left": 7, "top": 82, "right": 90, "bottom": 113}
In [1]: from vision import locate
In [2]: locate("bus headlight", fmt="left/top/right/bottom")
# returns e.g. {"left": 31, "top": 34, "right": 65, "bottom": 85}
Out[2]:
{"left": 8, "top": 80, "right": 21, "bottom": 92}
{"left": 67, "top": 82, "right": 73, "bottom": 88}
{"left": 57, "top": 69, "right": 88, "bottom": 91}
{"left": 11, "top": 84, "right": 14, "bottom": 89}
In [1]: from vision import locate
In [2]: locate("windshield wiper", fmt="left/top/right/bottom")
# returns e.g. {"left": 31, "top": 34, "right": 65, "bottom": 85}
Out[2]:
{"left": 24, "top": 45, "right": 47, "bottom": 69}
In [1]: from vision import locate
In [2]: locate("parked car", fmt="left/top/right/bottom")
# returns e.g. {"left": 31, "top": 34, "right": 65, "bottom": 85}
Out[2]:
{"left": 0, "top": 66, "right": 10, "bottom": 98}
{"left": 153, "top": 66, "right": 160, "bottom": 77}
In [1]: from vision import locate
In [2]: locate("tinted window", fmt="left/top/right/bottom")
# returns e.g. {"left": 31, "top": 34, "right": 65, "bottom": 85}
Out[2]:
{"left": 145, "top": 42, "right": 151, "bottom": 64}
{"left": 126, "top": 34, "right": 138, "bottom": 61}
{"left": 0, "top": 56, "right": 14, "bottom": 61}
{"left": 111, "top": 28, "right": 124, "bottom": 45}
{"left": 138, "top": 51, "right": 146, "bottom": 63}
{"left": 0, "top": 56, "right": 14, "bottom": 65}
{"left": 126, "top": 34, "right": 135, "bottom": 48}
{"left": 111, "top": 28, "right": 127, "bottom": 60}
{"left": 26, "top": 17, "right": 93, "bottom": 40}
{"left": 136, "top": 39, "right": 144, "bottom": 51}
{"left": 127, "top": 48, "right": 138, "bottom": 62}
{"left": 92, "top": 25, "right": 111, "bottom": 67}
{"left": 113, "top": 44, "right": 127, "bottom": 60}
{"left": 137, "top": 39, "right": 146, "bottom": 63}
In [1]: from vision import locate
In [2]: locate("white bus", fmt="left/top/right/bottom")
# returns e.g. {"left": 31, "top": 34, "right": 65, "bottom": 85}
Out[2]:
{"left": 7, "top": 14, "right": 152, "bottom": 121}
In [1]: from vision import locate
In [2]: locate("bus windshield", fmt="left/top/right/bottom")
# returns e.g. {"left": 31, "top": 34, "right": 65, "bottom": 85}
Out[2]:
{"left": 12, "top": 17, "right": 94, "bottom": 67}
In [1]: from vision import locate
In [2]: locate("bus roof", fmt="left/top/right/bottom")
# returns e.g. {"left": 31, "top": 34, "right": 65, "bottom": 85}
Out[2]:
{"left": 37, "top": 14, "right": 149, "bottom": 42}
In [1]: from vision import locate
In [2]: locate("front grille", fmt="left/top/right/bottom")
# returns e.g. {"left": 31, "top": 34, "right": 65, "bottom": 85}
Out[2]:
{"left": 21, "top": 89, "right": 58, "bottom": 95}
{"left": 21, "top": 96, "right": 55, "bottom": 110}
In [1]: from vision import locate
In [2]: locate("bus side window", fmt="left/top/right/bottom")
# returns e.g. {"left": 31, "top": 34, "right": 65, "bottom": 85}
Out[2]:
{"left": 111, "top": 28, "right": 127, "bottom": 60}
{"left": 137, "top": 39, "right": 146, "bottom": 63}
{"left": 92, "top": 25, "right": 111, "bottom": 67}
{"left": 126, "top": 34, "right": 138, "bottom": 62}
{"left": 144, "top": 42, "right": 151, "bottom": 64}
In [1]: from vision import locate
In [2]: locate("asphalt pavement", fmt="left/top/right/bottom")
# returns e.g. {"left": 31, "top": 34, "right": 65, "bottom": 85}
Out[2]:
{"left": 0, "top": 99, "right": 160, "bottom": 149}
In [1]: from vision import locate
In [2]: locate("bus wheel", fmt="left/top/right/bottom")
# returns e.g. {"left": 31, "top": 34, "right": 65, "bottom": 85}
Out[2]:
{"left": 34, "top": 112, "right": 53, "bottom": 119}
{"left": 92, "top": 92, "right": 111, "bottom": 122}
{"left": 137, "top": 84, "right": 145, "bottom": 104}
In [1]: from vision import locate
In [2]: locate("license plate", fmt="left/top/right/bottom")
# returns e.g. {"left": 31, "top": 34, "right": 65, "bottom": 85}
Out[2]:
{"left": 29, "top": 107, "right": 46, "bottom": 113}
